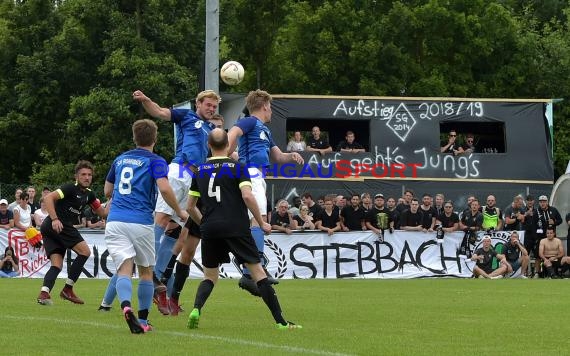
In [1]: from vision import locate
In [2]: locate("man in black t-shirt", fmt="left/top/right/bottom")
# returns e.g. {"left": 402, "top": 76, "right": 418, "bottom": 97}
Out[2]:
{"left": 37, "top": 160, "right": 109, "bottom": 306}
{"left": 186, "top": 128, "right": 301, "bottom": 330}
{"left": 306, "top": 126, "right": 332, "bottom": 155}
{"left": 502, "top": 231, "right": 529, "bottom": 278}
{"left": 400, "top": 199, "right": 424, "bottom": 232}
{"left": 340, "top": 194, "right": 366, "bottom": 231}
{"left": 471, "top": 236, "right": 508, "bottom": 278}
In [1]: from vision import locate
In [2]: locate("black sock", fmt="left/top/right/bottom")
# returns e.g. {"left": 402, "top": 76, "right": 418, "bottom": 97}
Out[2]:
{"left": 43, "top": 266, "right": 62, "bottom": 291}
{"left": 67, "top": 254, "right": 88, "bottom": 282}
{"left": 257, "top": 278, "right": 286, "bottom": 325}
{"left": 172, "top": 262, "right": 190, "bottom": 300}
{"left": 193, "top": 279, "right": 214, "bottom": 311}
{"left": 546, "top": 265, "right": 555, "bottom": 277}
{"left": 138, "top": 309, "right": 149, "bottom": 320}
{"left": 161, "top": 254, "right": 178, "bottom": 283}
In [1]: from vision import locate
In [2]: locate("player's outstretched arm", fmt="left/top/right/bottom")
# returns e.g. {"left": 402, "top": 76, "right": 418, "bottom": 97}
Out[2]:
{"left": 132, "top": 90, "right": 172, "bottom": 121}
{"left": 270, "top": 146, "right": 304, "bottom": 165}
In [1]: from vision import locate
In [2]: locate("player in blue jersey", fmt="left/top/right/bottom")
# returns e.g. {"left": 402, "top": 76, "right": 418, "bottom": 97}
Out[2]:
{"left": 186, "top": 128, "right": 301, "bottom": 330}
{"left": 37, "top": 161, "right": 110, "bottom": 306}
{"left": 103, "top": 119, "right": 188, "bottom": 333}
{"left": 227, "top": 89, "right": 304, "bottom": 295}
{"left": 132, "top": 89, "right": 220, "bottom": 314}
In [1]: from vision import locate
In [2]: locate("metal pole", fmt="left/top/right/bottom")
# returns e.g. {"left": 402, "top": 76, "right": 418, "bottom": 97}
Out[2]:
{"left": 205, "top": 0, "right": 220, "bottom": 94}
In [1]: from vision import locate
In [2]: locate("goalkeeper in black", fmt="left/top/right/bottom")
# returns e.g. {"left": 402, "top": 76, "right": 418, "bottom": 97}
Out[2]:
{"left": 186, "top": 128, "right": 301, "bottom": 330}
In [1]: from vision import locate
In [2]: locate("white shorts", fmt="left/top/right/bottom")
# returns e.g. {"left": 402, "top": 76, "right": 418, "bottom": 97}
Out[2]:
{"left": 155, "top": 162, "right": 193, "bottom": 225}
{"left": 247, "top": 167, "right": 267, "bottom": 219}
{"left": 105, "top": 221, "right": 155, "bottom": 269}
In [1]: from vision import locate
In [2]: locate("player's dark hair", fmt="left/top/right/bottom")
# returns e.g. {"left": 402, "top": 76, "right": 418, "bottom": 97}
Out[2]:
{"left": 75, "top": 160, "right": 94, "bottom": 175}
{"left": 132, "top": 119, "right": 157, "bottom": 147}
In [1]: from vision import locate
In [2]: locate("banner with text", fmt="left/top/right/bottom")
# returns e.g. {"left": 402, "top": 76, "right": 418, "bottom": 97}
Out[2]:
{"left": 0, "top": 229, "right": 524, "bottom": 279}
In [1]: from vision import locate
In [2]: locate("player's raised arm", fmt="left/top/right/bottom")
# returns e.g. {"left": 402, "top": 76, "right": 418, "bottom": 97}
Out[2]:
{"left": 227, "top": 126, "right": 244, "bottom": 157}
{"left": 132, "top": 90, "right": 172, "bottom": 121}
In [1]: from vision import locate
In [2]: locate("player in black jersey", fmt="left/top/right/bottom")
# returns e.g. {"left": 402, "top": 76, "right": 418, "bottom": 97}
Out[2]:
{"left": 186, "top": 129, "right": 301, "bottom": 330}
{"left": 37, "top": 160, "right": 109, "bottom": 305}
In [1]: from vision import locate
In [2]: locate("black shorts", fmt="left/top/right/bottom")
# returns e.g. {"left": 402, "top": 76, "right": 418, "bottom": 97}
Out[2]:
{"left": 524, "top": 232, "right": 539, "bottom": 258}
{"left": 184, "top": 219, "right": 202, "bottom": 238}
{"left": 200, "top": 235, "right": 260, "bottom": 269}
{"left": 41, "top": 223, "right": 84, "bottom": 257}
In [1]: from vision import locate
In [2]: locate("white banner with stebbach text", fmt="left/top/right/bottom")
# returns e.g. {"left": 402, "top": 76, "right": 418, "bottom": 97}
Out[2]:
{"left": 0, "top": 228, "right": 524, "bottom": 279}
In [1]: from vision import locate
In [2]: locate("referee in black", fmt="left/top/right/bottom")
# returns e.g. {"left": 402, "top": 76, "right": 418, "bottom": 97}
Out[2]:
{"left": 186, "top": 128, "right": 301, "bottom": 330}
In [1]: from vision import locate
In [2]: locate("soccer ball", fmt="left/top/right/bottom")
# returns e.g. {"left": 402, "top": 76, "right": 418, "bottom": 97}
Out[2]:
{"left": 220, "top": 61, "right": 245, "bottom": 86}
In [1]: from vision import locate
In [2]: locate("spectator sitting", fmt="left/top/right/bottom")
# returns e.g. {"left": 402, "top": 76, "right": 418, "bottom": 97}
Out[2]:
{"left": 270, "top": 199, "right": 297, "bottom": 234}
{"left": 461, "top": 133, "right": 477, "bottom": 154}
{"left": 471, "top": 235, "right": 508, "bottom": 279}
{"left": 315, "top": 197, "right": 341, "bottom": 236}
{"left": 293, "top": 204, "right": 315, "bottom": 230}
{"left": 0, "top": 199, "right": 14, "bottom": 230}
{"left": 440, "top": 129, "right": 463, "bottom": 156}
{"left": 503, "top": 231, "right": 529, "bottom": 278}
{"left": 286, "top": 131, "right": 307, "bottom": 152}
{"left": 33, "top": 198, "right": 49, "bottom": 227}
{"left": 336, "top": 130, "right": 365, "bottom": 153}
{"left": 0, "top": 246, "right": 19, "bottom": 278}
{"left": 539, "top": 226, "right": 570, "bottom": 278}
{"left": 306, "top": 126, "right": 332, "bottom": 155}
{"left": 13, "top": 191, "right": 32, "bottom": 230}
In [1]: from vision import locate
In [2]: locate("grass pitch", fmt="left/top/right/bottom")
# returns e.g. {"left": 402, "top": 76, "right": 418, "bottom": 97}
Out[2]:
{"left": 1, "top": 278, "right": 569, "bottom": 355}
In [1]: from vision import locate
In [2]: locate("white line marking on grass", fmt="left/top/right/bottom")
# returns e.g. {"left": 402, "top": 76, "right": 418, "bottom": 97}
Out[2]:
{"left": 3, "top": 315, "right": 355, "bottom": 356}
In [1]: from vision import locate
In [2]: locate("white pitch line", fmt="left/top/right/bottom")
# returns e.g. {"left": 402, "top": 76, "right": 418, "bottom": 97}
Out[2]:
{"left": 3, "top": 315, "right": 355, "bottom": 356}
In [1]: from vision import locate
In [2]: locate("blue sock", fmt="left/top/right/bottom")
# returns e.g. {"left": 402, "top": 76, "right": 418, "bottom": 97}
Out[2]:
{"left": 154, "top": 225, "right": 166, "bottom": 255}
{"left": 154, "top": 235, "right": 176, "bottom": 277}
{"left": 102, "top": 274, "right": 118, "bottom": 305}
{"left": 116, "top": 275, "right": 132, "bottom": 306}
{"left": 167, "top": 272, "right": 175, "bottom": 297}
{"left": 138, "top": 279, "right": 153, "bottom": 312}
{"left": 243, "top": 226, "right": 265, "bottom": 275}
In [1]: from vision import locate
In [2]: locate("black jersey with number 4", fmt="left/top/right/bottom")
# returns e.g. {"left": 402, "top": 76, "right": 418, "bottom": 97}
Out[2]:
{"left": 53, "top": 183, "right": 97, "bottom": 226}
{"left": 189, "top": 157, "right": 252, "bottom": 239}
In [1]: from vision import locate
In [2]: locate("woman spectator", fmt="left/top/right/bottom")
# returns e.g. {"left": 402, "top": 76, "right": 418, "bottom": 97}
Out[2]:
{"left": 0, "top": 246, "right": 19, "bottom": 278}
{"left": 294, "top": 205, "right": 316, "bottom": 230}
{"left": 33, "top": 198, "right": 49, "bottom": 227}
{"left": 13, "top": 191, "right": 32, "bottom": 230}
{"left": 286, "top": 131, "right": 307, "bottom": 152}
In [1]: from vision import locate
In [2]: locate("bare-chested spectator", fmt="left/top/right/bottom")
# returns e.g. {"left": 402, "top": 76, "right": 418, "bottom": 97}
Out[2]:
{"left": 539, "top": 226, "right": 570, "bottom": 278}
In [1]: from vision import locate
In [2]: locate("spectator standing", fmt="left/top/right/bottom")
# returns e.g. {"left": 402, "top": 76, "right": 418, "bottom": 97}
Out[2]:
{"left": 270, "top": 199, "right": 297, "bottom": 234}
{"left": 306, "top": 126, "right": 332, "bottom": 155}
{"left": 481, "top": 195, "right": 503, "bottom": 231}
{"left": 503, "top": 195, "right": 525, "bottom": 231}
{"left": 400, "top": 199, "right": 424, "bottom": 232}
{"left": 434, "top": 193, "right": 445, "bottom": 217}
{"left": 0, "top": 199, "right": 14, "bottom": 229}
{"left": 365, "top": 194, "right": 393, "bottom": 240}
{"left": 315, "top": 197, "right": 341, "bottom": 236}
{"left": 436, "top": 201, "right": 460, "bottom": 233}
{"left": 340, "top": 194, "right": 366, "bottom": 231}
{"left": 460, "top": 198, "right": 483, "bottom": 233}
{"left": 336, "top": 131, "right": 365, "bottom": 153}
{"left": 13, "top": 191, "right": 32, "bottom": 230}
{"left": 286, "top": 131, "right": 307, "bottom": 152}
{"left": 396, "top": 189, "right": 414, "bottom": 214}
{"left": 301, "top": 193, "right": 322, "bottom": 218}
{"left": 33, "top": 198, "right": 49, "bottom": 227}
{"left": 27, "top": 186, "right": 40, "bottom": 216}
{"left": 293, "top": 205, "right": 315, "bottom": 230}
{"left": 419, "top": 193, "right": 437, "bottom": 232}
{"left": 7, "top": 188, "right": 23, "bottom": 212}
{"left": 360, "top": 193, "right": 373, "bottom": 212}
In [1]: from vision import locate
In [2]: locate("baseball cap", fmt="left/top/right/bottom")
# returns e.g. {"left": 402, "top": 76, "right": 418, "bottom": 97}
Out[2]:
{"left": 482, "top": 235, "right": 492, "bottom": 241}
{"left": 374, "top": 193, "right": 385, "bottom": 199}
{"left": 538, "top": 195, "right": 548, "bottom": 201}
{"left": 0, "top": 199, "right": 7, "bottom": 205}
